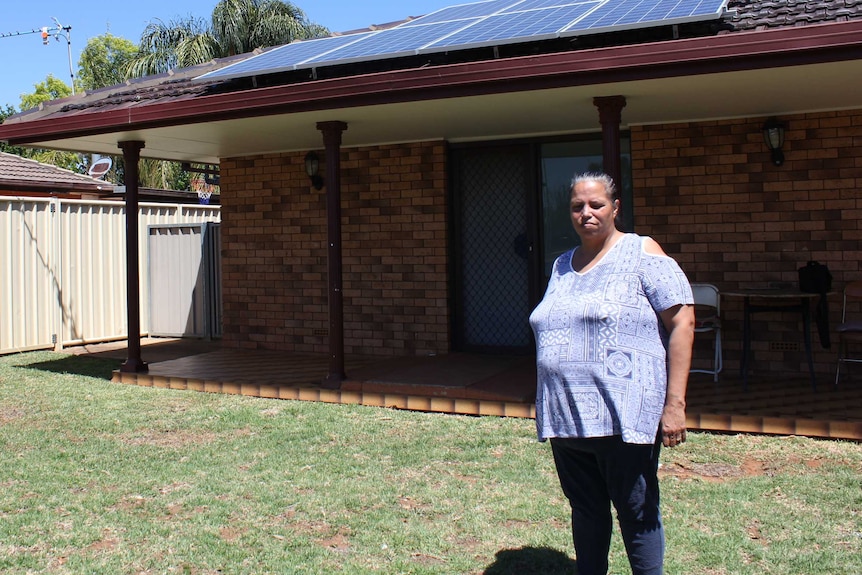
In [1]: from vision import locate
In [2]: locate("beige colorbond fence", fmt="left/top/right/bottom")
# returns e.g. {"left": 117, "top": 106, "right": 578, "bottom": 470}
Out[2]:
{"left": 0, "top": 196, "right": 220, "bottom": 355}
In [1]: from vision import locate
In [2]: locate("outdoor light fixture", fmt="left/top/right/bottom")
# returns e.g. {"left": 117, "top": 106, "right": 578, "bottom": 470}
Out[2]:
{"left": 304, "top": 151, "right": 324, "bottom": 190}
{"left": 762, "top": 117, "right": 786, "bottom": 166}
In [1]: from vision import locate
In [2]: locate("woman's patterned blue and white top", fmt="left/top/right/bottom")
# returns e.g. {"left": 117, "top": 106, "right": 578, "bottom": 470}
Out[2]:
{"left": 529, "top": 234, "right": 693, "bottom": 444}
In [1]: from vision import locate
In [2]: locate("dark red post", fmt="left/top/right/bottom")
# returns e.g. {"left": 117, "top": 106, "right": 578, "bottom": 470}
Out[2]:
{"left": 317, "top": 121, "right": 348, "bottom": 388}
{"left": 118, "top": 140, "right": 148, "bottom": 373}
{"left": 593, "top": 96, "right": 627, "bottom": 191}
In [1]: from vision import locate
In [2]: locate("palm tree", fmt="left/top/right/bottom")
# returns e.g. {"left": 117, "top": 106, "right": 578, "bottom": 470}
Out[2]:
{"left": 128, "top": 0, "right": 328, "bottom": 77}
{"left": 123, "top": 0, "right": 327, "bottom": 192}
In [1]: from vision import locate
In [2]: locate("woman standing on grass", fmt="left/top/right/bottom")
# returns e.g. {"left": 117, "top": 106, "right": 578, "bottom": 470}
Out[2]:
{"left": 529, "top": 172, "right": 695, "bottom": 575}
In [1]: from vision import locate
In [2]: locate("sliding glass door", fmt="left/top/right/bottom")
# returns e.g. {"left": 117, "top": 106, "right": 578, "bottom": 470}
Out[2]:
{"left": 540, "top": 141, "right": 633, "bottom": 278}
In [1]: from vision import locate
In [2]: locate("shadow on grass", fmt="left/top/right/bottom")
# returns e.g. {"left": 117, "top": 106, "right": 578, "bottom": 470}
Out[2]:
{"left": 483, "top": 546, "right": 578, "bottom": 574}
{"left": 21, "top": 355, "right": 119, "bottom": 380}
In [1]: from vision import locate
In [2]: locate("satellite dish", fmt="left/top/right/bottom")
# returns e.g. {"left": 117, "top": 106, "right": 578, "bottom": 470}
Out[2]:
{"left": 88, "top": 157, "right": 112, "bottom": 179}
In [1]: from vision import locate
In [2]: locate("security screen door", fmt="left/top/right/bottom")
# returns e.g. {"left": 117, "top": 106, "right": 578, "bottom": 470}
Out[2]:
{"left": 451, "top": 145, "right": 536, "bottom": 353}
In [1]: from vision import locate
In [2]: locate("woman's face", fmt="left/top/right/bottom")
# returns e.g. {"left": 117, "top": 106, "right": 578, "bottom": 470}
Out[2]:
{"left": 570, "top": 180, "right": 619, "bottom": 240}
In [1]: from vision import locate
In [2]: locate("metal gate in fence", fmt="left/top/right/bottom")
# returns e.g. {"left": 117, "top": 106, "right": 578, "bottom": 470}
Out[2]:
{"left": 148, "top": 223, "right": 222, "bottom": 339}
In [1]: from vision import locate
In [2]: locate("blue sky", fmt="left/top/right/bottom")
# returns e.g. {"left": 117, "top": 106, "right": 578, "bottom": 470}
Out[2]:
{"left": 0, "top": 0, "right": 456, "bottom": 109}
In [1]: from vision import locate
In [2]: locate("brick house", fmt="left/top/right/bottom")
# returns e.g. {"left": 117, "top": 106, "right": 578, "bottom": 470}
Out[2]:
{"left": 0, "top": 0, "right": 861, "bottom": 384}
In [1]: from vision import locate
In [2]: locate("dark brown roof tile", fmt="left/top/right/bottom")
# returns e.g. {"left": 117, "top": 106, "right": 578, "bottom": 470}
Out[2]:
{"left": 727, "top": 0, "right": 862, "bottom": 30}
{"left": 0, "top": 152, "right": 109, "bottom": 192}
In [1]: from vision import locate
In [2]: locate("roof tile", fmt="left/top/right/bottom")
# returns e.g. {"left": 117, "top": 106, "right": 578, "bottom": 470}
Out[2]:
{"left": 0, "top": 152, "right": 108, "bottom": 191}
{"left": 727, "top": 0, "right": 862, "bottom": 30}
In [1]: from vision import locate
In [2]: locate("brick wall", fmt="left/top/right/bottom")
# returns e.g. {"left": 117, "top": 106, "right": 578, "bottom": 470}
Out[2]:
{"left": 632, "top": 110, "right": 862, "bottom": 375}
{"left": 217, "top": 111, "right": 861, "bottom": 375}
{"left": 218, "top": 141, "right": 449, "bottom": 356}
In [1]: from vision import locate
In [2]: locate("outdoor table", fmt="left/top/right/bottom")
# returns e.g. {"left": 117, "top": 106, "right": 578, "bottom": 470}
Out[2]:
{"left": 723, "top": 289, "right": 827, "bottom": 392}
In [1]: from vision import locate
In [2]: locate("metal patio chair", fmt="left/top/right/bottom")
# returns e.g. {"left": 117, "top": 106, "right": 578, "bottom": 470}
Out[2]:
{"left": 834, "top": 280, "right": 862, "bottom": 386}
{"left": 690, "top": 283, "right": 723, "bottom": 382}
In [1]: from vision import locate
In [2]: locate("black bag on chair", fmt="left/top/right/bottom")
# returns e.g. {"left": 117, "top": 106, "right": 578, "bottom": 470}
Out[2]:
{"left": 798, "top": 261, "right": 832, "bottom": 294}
{"left": 798, "top": 260, "right": 832, "bottom": 349}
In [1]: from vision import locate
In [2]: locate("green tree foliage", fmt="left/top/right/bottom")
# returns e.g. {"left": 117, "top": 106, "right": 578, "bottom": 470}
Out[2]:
{"left": 11, "top": 77, "right": 81, "bottom": 172}
{"left": 0, "top": 105, "right": 27, "bottom": 155}
{"left": 77, "top": 33, "right": 195, "bottom": 191}
{"left": 77, "top": 33, "right": 139, "bottom": 92}
{"left": 211, "top": 0, "right": 328, "bottom": 56}
{"left": 123, "top": 0, "right": 328, "bottom": 195}
{"left": 138, "top": 158, "right": 191, "bottom": 190}
{"left": 127, "top": 0, "right": 328, "bottom": 77}
{"left": 19, "top": 75, "right": 72, "bottom": 111}
{"left": 75, "top": 34, "right": 139, "bottom": 187}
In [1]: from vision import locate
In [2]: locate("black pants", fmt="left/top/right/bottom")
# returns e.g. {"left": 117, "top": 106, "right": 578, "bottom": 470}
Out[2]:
{"left": 550, "top": 434, "right": 664, "bottom": 575}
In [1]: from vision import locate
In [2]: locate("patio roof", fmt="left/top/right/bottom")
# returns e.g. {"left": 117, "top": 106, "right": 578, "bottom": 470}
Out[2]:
{"left": 0, "top": 0, "right": 860, "bottom": 163}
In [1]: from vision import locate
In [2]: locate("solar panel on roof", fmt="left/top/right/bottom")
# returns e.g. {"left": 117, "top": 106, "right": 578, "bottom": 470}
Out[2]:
{"left": 668, "top": 0, "right": 716, "bottom": 19}
{"left": 562, "top": 0, "right": 726, "bottom": 34}
{"left": 400, "top": 0, "right": 522, "bottom": 27}
{"left": 194, "top": 0, "right": 728, "bottom": 83}
{"left": 425, "top": 3, "right": 600, "bottom": 50}
{"left": 503, "top": 0, "right": 593, "bottom": 11}
{"left": 303, "top": 19, "right": 479, "bottom": 65}
{"left": 197, "top": 32, "right": 373, "bottom": 81}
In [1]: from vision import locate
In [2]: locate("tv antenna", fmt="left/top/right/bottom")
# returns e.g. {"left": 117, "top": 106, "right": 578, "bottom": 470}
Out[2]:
{"left": 0, "top": 17, "right": 75, "bottom": 95}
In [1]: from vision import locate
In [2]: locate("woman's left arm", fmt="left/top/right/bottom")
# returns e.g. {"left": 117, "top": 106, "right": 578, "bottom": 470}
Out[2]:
{"left": 641, "top": 236, "right": 696, "bottom": 447}
{"left": 659, "top": 303, "right": 695, "bottom": 447}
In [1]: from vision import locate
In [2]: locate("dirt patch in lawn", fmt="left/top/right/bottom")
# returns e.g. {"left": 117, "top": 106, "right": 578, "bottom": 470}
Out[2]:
{"left": 116, "top": 426, "right": 252, "bottom": 449}
{"left": 118, "top": 429, "right": 219, "bottom": 449}
{"left": 0, "top": 405, "right": 26, "bottom": 424}
{"left": 659, "top": 458, "right": 767, "bottom": 482}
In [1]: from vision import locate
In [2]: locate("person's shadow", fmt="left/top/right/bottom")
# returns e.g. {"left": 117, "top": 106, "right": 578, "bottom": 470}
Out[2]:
{"left": 483, "top": 546, "right": 578, "bottom": 574}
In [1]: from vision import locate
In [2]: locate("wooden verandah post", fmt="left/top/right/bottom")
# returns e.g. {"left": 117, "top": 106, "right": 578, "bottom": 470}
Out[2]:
{"left": 593, "top": 95, "right": 627, "bottom": 191}
{"left": 317, "top": 121, "right": 348, "bottom": 389}
{"left": 118, "top": 140, "right": 148, "bottom": 373}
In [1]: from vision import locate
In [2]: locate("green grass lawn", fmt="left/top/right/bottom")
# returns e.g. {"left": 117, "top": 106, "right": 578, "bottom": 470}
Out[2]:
{"left": 0, "top": 351, "right": 860, "bottom": 574}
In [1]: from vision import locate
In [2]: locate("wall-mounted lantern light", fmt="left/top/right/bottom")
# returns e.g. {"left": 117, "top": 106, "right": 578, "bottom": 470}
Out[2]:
{"left": 304, "top": 151, "right": 324, "bottom": 190}
{"left": 762, "top": 117, "right": 786, "bottom": 166}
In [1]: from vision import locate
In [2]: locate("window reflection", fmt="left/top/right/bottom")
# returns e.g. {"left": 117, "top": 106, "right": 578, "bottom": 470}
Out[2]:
{"left": 540, "top": 140, "right": 631, "bottom": 278}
